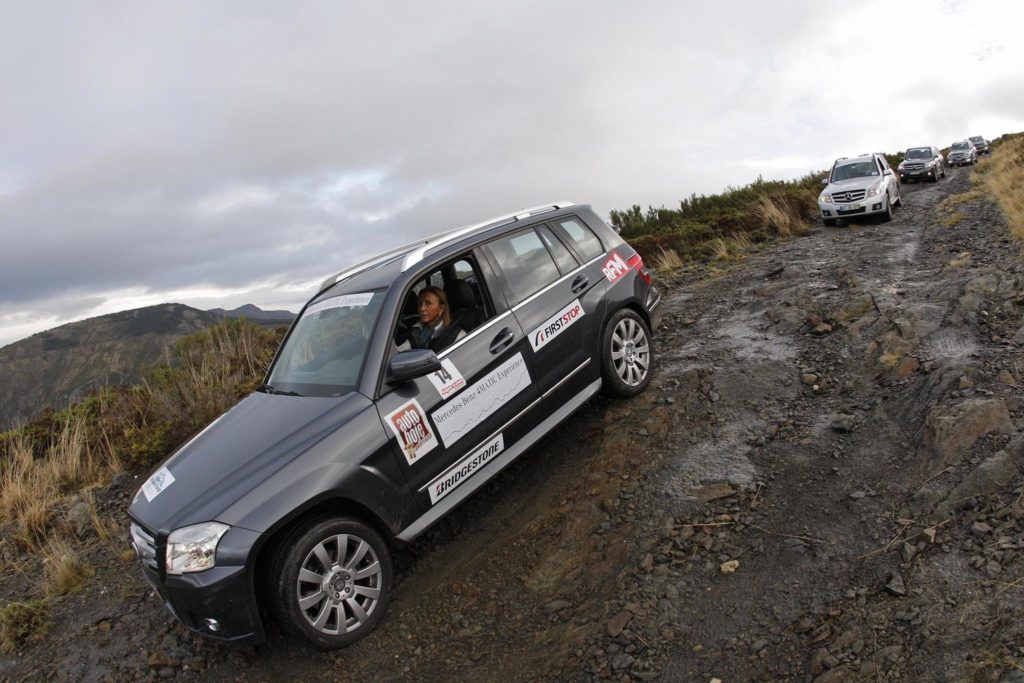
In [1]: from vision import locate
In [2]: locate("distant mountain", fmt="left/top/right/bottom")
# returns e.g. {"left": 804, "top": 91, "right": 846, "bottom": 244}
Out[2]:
{"left": 0, "top": 303, "right": 289, "bottom": 431}
{"left": 207, "top": 304, "right": 296, "bottom": 322}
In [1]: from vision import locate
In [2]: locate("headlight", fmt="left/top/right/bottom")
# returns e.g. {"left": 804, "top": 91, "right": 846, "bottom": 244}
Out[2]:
{"left": 166, "top": 522, "right": 230, "bottom": 575}
{"left": 867, "top": 183, "right": 883, "bottom": 197}
{"left": 819, "top": 192, "right": 832, "bottom": 203}
{"left": 897, "top": 162, "right": 906, "bottom": 170}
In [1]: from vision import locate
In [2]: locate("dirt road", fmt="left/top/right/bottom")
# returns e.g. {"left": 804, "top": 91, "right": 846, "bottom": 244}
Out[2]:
{"left": 3, "top": 167, "right": 1022, "bottom": 682}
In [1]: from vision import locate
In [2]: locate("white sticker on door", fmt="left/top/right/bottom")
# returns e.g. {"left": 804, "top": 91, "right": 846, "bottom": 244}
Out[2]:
{"left": 530, "top": 299, "right": 585, "bottom": 351}
{"left": 431, "top": 352, "right": 531, "bottom": 448}
{"left": 426, "top": 359, "right": 467, "bottom": 399}
{"left": 384, "top": 399, "right": 438, "bottom": 465}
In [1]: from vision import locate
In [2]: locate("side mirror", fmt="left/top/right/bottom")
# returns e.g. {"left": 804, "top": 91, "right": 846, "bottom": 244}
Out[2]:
{"left": 388, "top": 349, "right": 442, "bottom": 384}
{"left": 883, "top": 169, "right": 894, "bottom": 177}
{"left": 821, "top": 178, "right": 829, "bottom": 186}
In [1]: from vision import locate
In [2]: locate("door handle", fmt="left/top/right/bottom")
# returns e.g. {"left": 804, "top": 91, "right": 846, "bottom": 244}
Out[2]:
{"left": 489, "top": 328, "right": 515, "bottom": 354}
{"left": 571, "top": 275, "right": 589, "bottom": 293}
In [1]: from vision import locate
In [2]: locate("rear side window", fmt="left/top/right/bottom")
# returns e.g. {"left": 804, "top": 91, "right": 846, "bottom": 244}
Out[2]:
{"left": 553, "top": 218, "right": 604, "bottom": 261}
{"left": 537, "top": 226, "right": 578, "bottom": 274}
{"left": 487, "top": 229, "right": 561, "bottom": 305}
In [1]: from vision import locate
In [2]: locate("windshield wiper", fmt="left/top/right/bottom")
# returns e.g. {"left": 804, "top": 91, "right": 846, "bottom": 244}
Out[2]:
{"left": 256, "top": 383, "right": 303, "bottom": 397}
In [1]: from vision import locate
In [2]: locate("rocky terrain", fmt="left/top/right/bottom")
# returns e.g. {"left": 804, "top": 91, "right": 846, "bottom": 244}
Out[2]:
{"left": 2, "top": 166, "right": 1022, "bottom": 682}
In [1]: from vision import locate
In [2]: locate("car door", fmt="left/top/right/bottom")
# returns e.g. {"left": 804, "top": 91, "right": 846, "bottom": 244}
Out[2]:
{"left": 375, "top": 250, "right": 539, "bottom": 514}
{"left": 481, "top": 226, "right": 603, "bottom": 400}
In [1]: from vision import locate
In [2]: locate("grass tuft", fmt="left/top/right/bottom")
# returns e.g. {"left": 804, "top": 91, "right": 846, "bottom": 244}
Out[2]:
{"left": 651, "top": 248, "right": 684, "bottom": 273}
{"left": 755, "top": 194, "right": 809, "bottom": 237}
{"left": 43, "top": 539, "right": 94, "bottom": 595}
{"left": 0, "top": 599, "right": 50, "bottom": 650}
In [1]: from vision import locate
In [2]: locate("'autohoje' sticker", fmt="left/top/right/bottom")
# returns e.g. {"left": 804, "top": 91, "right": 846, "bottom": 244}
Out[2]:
{"left": 531, "top": 299, "right": 584, "bottom": 351}
{"left": 141, "top": 466, "right": 175, "bottom": 502}
{"left": 384, "top": 399, "right": 438, "bottom": 465}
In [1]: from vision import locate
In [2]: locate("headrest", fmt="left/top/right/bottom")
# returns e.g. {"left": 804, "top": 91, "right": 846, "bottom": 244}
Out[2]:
{"left": 445, "top": 280, "right": 475, "bottom": 308}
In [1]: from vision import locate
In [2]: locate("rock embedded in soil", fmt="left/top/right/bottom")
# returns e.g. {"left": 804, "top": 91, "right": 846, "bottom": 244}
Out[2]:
{"left": 922, "top": 398, "right": 1014, "bottom": 469}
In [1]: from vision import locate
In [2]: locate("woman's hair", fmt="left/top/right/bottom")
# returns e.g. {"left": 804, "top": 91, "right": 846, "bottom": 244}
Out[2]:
{"left": 419, "top": 286, "right": 451, "bottom": 326}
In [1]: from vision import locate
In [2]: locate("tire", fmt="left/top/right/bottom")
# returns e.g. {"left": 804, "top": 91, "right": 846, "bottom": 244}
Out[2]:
{"left": 893, "top": 188, "right": 902, "bottom": 208}
{"left": 880, "top": 196, "right": 893, "bottom": 223}
{"left": 823, "top": 218, "right": 837, "bottom": 227}
{"left": 601, "top": 308, "right": 653, "bottom": 397}
{"left": 270, "top": 516, "right": 392, "bottom": 650}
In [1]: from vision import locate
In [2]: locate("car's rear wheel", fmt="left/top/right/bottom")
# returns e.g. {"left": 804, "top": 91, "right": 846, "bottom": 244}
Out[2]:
{"left": 270, "top": 516, "right": 392, "bottom": 650}
{"left": 601, "top": 308, "right": 653, "bottom": 397}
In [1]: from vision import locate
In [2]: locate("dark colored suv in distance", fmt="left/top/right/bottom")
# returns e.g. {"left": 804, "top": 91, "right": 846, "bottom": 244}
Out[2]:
{"left": 897, "top": 146, "right": 945, "bottom": 183}
{"left": 128, "top": 202, "right": 662, "bottom": 649}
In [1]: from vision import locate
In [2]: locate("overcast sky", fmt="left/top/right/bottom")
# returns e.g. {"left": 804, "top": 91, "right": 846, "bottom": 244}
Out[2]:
{"left": 2, "top": 0, "right": 1022, "bottom": 347}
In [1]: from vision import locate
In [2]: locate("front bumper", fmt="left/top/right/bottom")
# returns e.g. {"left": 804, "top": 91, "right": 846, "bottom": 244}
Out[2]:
{"left": 899, "top": 166, "right": 937, "bottom": 181}
{"left": 948, "top": 156, "right": 972, "bottom": 166}
{"left": 134, "top": 524, "right": 266, "bottom": 644}
{"left": 818, "top": 194, "right": 889, "bottom": 220}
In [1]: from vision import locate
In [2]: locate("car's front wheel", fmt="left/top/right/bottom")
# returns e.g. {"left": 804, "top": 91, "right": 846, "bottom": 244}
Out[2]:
{"left": 270, "top": 516, "right": 392, "bottom": 650}
{"left": 880, "top": 196, "right": 893, "bottom": 223}
{"left": 823, "top": 218, "right": 837, "bottom": 227}
{"left": 601, "top": 308, "right": 653, "bottom": 397}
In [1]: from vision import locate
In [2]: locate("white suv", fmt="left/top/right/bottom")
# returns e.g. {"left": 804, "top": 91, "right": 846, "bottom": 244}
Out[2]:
{"left": 818, "top": 153, "right": 902, "bottom": 227}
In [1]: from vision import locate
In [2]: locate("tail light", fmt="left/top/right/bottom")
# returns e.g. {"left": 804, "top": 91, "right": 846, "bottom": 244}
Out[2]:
{"left": 627, "top": 253, "right": 651, "bottom": 285}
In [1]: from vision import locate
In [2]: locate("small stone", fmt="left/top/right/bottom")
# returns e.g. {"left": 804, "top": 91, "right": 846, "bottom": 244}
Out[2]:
{"left": 997, "top": 370, "right": 1019, "bottom": 387}
{"left": 813, "top": 323, "right": 834, "bottom": 335}
{"left": 885, "top": 573, "right": 906, "bottom": 596}
{"left": 611, "top": 653, "right": 635, "bottom": 670}
{"left": 544, "top": 600, "right": 572, "bottom": 614}
{"left": 607, "top": 610, "right": 632, "bottom": 637}
{"left": 971, "top": 522, "right": 992, "bottom": 537}
{"left": 720, "top": 560, "right": 740, "bottom": 574}
{"left": 802, "top": 373, "right": 818, "bottom": 386}
{"left": 831, "top": 415, "right": 856, "bottom": 432}
{"left": 849, "top": 491, "right": 867, "bottom": 500}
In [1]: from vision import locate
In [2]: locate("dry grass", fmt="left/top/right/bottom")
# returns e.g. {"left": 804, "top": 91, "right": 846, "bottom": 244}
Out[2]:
{"left": 651, "top": 248, "right": 684, "bottom": 273}
{"left": 755, "top": 195, "right": 809, "bottom": 237}
{"left": 709, "top": 234, "right": 752, "bottom": 261}
{"left": 946, "top": 251, "right": 972, "bottom": 269}
{"left": 0, "top": 414, "right": 115, "bottom": 551}
{"left": 938, "top": 188, "right": 984, "bottom": 212}
{"left": 42, "top": 538, "right": 94, "bottom": 595}
{"left": 942, "top": 212, "right": 968, "bottom": 228}
{"left": 980, "top": 135, "right": 1024, "bottom": 240}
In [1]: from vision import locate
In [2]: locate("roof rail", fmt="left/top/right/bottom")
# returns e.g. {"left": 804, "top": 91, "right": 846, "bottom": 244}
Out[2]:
{"left": 399, "top": 201, "right": 573, "bottom": 272}
{"left": 315, "top": 201, "right": 574, "bottom": 295}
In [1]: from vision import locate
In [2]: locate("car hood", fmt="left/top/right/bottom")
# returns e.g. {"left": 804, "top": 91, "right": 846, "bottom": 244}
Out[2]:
{"left": 900, "top": 157, "right": 932, "bottom": 165}
{"left": 826, "top": 177, "right": 880, "bottom": 192}
{"left": 128, "top": 390, "right": 373, "bottom": 533}
{"left": 949, "top": 148, "right": 972, "bottom": 155}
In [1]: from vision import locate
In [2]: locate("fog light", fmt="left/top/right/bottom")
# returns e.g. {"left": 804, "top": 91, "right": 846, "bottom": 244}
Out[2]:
{"left": 872, "top": 203, "right": 882, "bottom": 210}
{"left": 202, "top": 618, "right": 221, "bottom": 632}
{"left": 822, "top": 210, "right": 832, "bottom": 217}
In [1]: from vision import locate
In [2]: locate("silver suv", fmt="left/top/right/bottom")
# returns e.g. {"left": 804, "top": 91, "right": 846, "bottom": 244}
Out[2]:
{"left": 818, "top": 153, "right": 902, "bottom": 227}
{"left": 948, "top": 140, "right": 977, "bottom": 166}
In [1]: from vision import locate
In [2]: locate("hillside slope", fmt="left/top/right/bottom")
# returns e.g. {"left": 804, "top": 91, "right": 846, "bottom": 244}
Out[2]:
{"left": 0, "top": 304, "right": 228, "bottom": 430}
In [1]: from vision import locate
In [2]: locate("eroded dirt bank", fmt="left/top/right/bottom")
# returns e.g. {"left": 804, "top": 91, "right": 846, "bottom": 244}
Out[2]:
{"left": 2, "top": 166, "right": 1023, "bottom": 682}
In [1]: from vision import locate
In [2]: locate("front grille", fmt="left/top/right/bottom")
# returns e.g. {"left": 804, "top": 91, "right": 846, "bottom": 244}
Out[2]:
{"left": 833, "top": 189, "right": 866, "bottom": 203}
{"left": 131, "top": 523, "right": 159, "bottom": 570}
{"left": 904, "top": 163, "right": 925, "bottom": 171}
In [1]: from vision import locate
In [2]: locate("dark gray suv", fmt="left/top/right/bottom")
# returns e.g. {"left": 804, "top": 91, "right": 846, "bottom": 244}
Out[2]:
{"left": 128, "top": 202, "right": 661, "bottom": 649}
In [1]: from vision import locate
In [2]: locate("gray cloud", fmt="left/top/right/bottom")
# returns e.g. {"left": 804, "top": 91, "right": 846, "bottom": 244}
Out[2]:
{"left": 1, "top": 0, "right": 1023, "bottom": 346}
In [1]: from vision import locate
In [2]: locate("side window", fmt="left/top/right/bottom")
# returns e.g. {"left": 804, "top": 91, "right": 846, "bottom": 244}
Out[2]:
{"left": 537, "top": 225, "right": 578, "bottom": 274}
{"left": 487, "top": 229, "right": 561, "bottom": 305}
{"left": 553, "top": 217, "right": 604, "bottom": 261}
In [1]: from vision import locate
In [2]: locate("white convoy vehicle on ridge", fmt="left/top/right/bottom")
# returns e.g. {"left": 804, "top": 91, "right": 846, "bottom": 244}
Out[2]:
{"left": 817, "top": 153, "right": 902, "bottom": 227}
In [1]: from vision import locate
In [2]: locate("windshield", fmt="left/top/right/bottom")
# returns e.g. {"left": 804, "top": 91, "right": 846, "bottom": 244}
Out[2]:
{"left": 969, "top": 137, "right": 984, "bottom": 143}
{"left": 831, "top": 161, "right": 878, "bottom": 182}
{"left": 266, "top": 290, "right": 386, "bottom": 396}
{"left": 905, "top": 148, "right": 931, "bottom": 159}
{"left": 952, "top": 142, "right": 970, "bottom": 150}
